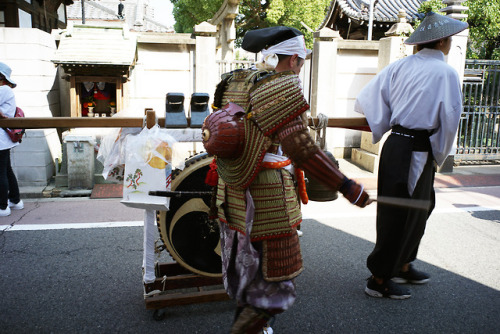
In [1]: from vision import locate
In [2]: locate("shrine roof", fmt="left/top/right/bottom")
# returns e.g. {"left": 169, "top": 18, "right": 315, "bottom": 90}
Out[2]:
{"left": 319, "top": 0, "right": 428, "bottom": 28}
{"left": 52, "top": 24, "right": 137, "bottom": 67}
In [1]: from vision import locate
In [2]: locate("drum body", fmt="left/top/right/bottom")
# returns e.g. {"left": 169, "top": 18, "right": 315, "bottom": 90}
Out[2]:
{"left": 157, "top": 152, "right": 222, "bottom": 277}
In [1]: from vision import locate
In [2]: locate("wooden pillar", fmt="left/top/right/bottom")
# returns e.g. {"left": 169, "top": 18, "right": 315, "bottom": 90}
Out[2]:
{"left": 116, "top": 78, "right": 123, "bottom": 112}
{"left": 146, "top": 109, "right": 156, "bottom": 129}
{"left": 70, "top": 76, "right": 78, "bottom": 117}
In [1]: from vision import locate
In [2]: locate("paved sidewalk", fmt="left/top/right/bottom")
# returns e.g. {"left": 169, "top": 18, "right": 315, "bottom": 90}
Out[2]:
{"left": 339, "top": 159, "right": 500, "bottom": 191}
{"left": 18, "top": 159, "right": 500, "bottom": 199}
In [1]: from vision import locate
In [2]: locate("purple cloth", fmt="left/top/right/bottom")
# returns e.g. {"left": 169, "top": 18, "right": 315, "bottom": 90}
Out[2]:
{"left": 219, "top": 189, "right": 296, "bottom": 311}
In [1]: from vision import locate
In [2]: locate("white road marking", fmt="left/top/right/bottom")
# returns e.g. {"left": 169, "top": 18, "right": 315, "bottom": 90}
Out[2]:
{"left": 2, "top": 204, "right": 499, "bottom": 231}
{"left": 1, "top": 221, "right": 144, "bottom": 231}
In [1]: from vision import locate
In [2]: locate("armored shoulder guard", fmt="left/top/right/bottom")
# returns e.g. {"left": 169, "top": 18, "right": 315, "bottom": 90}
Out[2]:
{"left": 213, "top": 68, "right": 271, "bottom": 111}
{"left": 248, "top": 71, "right": 309, "bottom": 136}
{"left": 216, "top": 71, "right": 310, "bottom": 190}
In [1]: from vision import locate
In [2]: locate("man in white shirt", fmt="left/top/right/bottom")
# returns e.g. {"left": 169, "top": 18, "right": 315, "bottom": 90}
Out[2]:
{"left": 355, "top": 12, "right": 468, "bottom": 299}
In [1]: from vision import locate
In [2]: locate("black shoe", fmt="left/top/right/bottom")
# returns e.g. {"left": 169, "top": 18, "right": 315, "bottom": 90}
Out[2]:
{"left": 392, "top": 265, "right": 430, "bottom": 284}
{"left": 365, "top": 276, "right": 411, "bottom": 300}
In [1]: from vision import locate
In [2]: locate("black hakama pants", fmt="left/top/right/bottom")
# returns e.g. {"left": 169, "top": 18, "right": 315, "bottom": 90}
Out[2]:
{"left": 367, "top": 130, "right": 436, "bottom": 280}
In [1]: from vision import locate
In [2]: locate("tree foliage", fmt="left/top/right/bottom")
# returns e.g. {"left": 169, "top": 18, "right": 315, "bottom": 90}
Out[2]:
{"left": 465, "top": 0, "right": 500, "bottom": 60}
{"left": 170, "top": 0, "right": 331, "bottom": 48}
{"left": 170, "top": 0, "right": 223, "bottom": 33}
{"left": 264, "top": 0, "right": 331, "bottom": 47}
{"left": 413, "top": 0, "right": 445, "bottom": 26}
{"left": 414, "top": 0, "right": 500, "bottom": 60}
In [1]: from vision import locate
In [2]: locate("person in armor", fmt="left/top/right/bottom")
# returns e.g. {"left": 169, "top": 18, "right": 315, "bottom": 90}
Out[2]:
{"left": 210, "top": 26, "right": 371, "bottom": 333}
{"left": 355, "top": 12, "right": 468, "bottom": 300}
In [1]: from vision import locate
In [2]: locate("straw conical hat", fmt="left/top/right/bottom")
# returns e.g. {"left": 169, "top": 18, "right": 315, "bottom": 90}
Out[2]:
{"left": 405, "top": 12, "right": 468, "bottom": 45}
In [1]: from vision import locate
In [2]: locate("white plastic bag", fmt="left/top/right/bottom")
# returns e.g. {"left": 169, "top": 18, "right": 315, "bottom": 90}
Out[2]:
{"left": 97, "top": 127, "right": 141, "bottom": 182}
{"left": 121, "top": 125, "right": 177, "bottom": 211}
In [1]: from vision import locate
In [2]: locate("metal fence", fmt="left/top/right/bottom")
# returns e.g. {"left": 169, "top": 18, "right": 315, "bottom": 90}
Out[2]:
{"left": 456, "top": 60, "right": 500, "bottom": 161}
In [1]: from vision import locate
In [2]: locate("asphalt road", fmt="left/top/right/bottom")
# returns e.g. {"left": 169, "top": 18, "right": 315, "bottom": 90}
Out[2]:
{"left": 1, "top": 186, "right": 499, "bottom": 333}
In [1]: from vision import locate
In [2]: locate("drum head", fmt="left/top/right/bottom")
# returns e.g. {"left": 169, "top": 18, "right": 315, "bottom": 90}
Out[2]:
{"left": 157, "top": 152, "right": 222, "bottom": 277}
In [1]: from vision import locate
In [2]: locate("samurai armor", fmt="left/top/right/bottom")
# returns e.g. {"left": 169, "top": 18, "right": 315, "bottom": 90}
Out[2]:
{"left": 262, "top": 230, "right": 304, "bottom": 281}
{"left": 217, "top": 167, "right": 302, "bottom": 241}
{"left": 202, "top": 102, "right": 245, "bottom": 158}
{"left": 216, "top": 71, "right": 309, "bottom": 190}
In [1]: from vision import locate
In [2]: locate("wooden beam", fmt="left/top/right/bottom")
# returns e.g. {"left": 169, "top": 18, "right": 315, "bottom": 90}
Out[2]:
{"left": 74, "top": 76, "right": 124, "bottom": 83}
{"left": 323, "top": 117, "right": 369, "bottom": 129}
{"left": 0, "top": 117, "right": 369, "bottom": 130}
{"left": 144, "top": 289, "right": 230, "bottom": 309}
{"left": 145, "top": 274, "right": 223, "bottom": 292}
{"left": 0, "top": 117, "right": 150, "bottom": 128}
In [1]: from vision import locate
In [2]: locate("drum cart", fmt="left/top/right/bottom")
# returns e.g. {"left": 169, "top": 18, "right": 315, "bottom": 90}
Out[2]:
{"left": 138, "top": 111, "right": 230, "bottom": 320}
{"left": 144, "top": 262, "right": 229, "bottom": 320}
{"left": 141, "top": 110, "right": 370, "bottom": 319}
{"left": 0, "top": 109, "right": 369, "bottom": 321}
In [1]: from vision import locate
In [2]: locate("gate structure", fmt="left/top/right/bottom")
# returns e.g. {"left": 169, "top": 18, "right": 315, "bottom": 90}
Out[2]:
{"left": 457, "top": 60, "right": 500, "bottom": 161}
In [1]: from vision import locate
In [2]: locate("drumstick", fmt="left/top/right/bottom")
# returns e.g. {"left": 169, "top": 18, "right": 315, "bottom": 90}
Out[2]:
{"left": 374, "top": 196, "right": 431, "bottom": 211}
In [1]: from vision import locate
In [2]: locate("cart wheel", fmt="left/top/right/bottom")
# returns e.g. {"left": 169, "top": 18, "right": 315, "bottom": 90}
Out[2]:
{"left": 153, "top": 309, "right": 166, "bottom": 321}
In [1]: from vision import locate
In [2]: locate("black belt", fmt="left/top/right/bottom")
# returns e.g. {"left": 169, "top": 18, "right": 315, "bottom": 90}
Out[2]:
{"left": 391, "top": 125, "right": 432, "bottom": 152}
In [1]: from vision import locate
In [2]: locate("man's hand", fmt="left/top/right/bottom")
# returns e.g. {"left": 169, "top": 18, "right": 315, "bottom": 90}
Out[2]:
{"left": 339, "top": 179, "right": 372, "bottom": 208}
{"left": 0, "top": 112, "right": 6, "bottom": 119}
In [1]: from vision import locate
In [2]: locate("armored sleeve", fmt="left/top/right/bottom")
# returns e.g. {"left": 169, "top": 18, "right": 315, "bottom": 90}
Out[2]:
{"left": 278, "top": 117, "right": 369, "bottom": 207}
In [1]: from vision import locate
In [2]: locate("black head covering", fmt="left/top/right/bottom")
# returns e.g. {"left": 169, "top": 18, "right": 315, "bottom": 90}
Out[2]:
{"left": 242, "top": 26, "right": 304, "bottom": 53}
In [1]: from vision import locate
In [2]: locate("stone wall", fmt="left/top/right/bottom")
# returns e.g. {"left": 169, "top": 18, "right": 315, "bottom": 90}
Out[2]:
{"left": 128, "top": 33, "right": 196, "bottom": 117}
{"left": 0, "top": 27, "right": 62, "bottom": 187}
{"left": 310, "top": 28, "right": 379, "bottom": 158}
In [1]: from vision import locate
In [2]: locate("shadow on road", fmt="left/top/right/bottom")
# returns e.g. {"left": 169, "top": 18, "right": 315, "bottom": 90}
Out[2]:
{"left": 1, "top": 220, "right": 499, "bottom": 333}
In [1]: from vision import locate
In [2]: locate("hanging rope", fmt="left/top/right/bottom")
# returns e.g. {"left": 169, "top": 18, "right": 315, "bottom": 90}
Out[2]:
{"left": 308, "top": 113, "right": 328, "bottom": 150}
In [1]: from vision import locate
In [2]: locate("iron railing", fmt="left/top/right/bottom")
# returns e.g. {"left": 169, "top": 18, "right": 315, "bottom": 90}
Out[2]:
{"left": 457, "top": 60, "right": 500, "bottom": 160}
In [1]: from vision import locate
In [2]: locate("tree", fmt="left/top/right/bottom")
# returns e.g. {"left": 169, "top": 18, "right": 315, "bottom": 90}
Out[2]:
{"left": 234, "top": 0, "right": 272, "bottom": 44}
{"left": 170, "top": 0, "right": 223, "bottom": 33}
{"left": 170, "top": 0, "right": 331, "bottom": 48}
{"left": 264, "top": 0, "right": 331, "bottom": 47}
{"left": 465, "top": 0, "right": 500, "bottom": 60}
{"left": 414, "top": 0, "right": 500, "bottom": 60}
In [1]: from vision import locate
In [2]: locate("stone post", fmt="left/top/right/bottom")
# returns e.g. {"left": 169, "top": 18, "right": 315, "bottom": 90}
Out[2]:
{"left": 442, "top": 0, "right": 469, "bottom": 85}
{"left": 194, "top": 22, "right": 217, "bottom": 100}
{"left": 378, "top": 9, "right": 415, "bottom": 70}
{"left": 310, "top": 28, "right": 342, "bottom": 118}
{"left": 439, "top": 0, "right": 469, "bottom": 172}
{"left": 209, "top": 0, "right": 239, "bottom": 63}
{"left": 351, "top": 9, "right": 414, "bottom": 173}
{"left": 220, "top": 18, "right": 236, "bottom": 62}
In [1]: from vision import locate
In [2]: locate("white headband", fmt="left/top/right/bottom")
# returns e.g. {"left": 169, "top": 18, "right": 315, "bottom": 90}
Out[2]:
{"left": 255, "top": 35, "right": 310, "bottom": 70}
